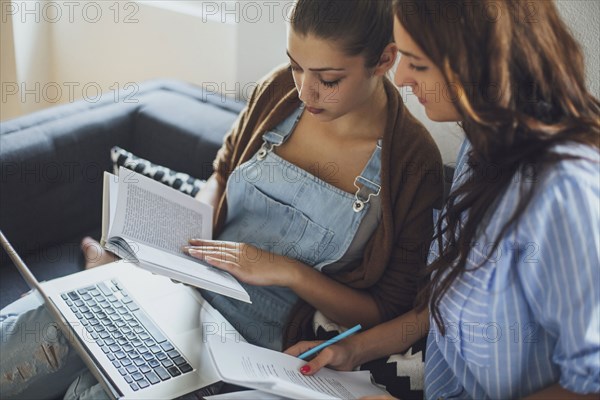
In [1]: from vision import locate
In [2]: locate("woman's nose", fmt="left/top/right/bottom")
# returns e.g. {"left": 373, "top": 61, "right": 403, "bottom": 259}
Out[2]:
{"left": 297, "top": 75, "right": 320, "bottom": 104}
{"left": 394, "top": 56, "right": 416, "bottom": 89}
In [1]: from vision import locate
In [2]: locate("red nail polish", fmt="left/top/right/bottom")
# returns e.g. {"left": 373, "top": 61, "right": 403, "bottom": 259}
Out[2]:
{"left": 300, "top": 365, "right": 311, "bottom": 374}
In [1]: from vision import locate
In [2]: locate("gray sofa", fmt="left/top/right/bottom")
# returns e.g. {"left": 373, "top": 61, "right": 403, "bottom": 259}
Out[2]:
{"left": 0, "top": 80, "right": 245, "bottom": 309}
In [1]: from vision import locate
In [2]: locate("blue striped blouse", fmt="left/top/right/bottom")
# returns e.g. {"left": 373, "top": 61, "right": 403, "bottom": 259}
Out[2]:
{"left": 424, "top": 139, "right": 600, "bottom": 399}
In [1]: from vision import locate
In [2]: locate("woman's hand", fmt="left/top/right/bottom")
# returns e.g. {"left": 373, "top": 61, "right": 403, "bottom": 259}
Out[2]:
{"left": 284, "top": 340, "right": 358, "bottom": 376}
{"left": 184, "top": 239, "right": 302, "bottom": 287}
{"left": 286, "top": 341, "right": 399, "bottom": 400}
{"left": 285, "top": 341, "right": 398, "bottom": 400}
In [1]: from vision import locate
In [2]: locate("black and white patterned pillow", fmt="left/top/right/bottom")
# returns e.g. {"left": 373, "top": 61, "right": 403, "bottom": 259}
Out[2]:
{"left": 313, "top": 311, "right": 426, "bottom": 400}
{"left": 111, "top": 146, "right": 205, "bottom": 197}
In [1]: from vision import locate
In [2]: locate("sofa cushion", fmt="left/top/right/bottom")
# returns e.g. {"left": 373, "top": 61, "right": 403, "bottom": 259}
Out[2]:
{"left": 130, "top": 91, "right": 240, "bottom": 181}
{"left": 111, "top": 146, "right": 205, "bottom": 197}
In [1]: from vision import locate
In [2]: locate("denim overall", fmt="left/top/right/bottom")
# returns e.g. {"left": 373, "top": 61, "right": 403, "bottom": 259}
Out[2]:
{"left": 201, "top": 105, "right": 382, "bottom": 350}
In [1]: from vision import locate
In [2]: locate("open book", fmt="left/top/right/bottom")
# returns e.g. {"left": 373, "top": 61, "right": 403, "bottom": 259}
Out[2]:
{"left": 101, "top": 167, "right": 250, "bottom": 303}
{"left": 206, "top": 334, "right": 389, "bottom": 399}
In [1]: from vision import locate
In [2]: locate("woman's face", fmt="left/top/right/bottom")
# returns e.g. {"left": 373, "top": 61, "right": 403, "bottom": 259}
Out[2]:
{"left": 393, "top": 18, "right": 461, "bottom": 122}
{"left": 287, "top": 29, "right": 387, "bottom": 121}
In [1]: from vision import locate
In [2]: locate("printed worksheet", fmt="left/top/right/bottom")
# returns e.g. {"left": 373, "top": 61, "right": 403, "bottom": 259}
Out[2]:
{"left": 206, "top": 334, "right": 388, "bottom": 400}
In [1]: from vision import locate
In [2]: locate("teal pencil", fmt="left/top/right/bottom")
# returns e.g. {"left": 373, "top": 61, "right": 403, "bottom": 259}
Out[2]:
{"left": 298, "top": 324, "right": 362, "bottom": 360}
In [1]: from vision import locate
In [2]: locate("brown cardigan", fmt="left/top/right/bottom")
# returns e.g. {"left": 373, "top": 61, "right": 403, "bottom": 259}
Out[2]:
{"left": 211, "top": 65, "right": 443, "bottom": 345}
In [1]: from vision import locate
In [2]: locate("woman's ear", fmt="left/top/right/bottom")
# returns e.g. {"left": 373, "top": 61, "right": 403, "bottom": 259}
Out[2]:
{"left": 373, "top": 43, "right": 398, "bottom": 76}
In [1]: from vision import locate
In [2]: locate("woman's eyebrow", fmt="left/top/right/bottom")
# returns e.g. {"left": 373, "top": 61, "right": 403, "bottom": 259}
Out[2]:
{"left": 286, "top": 51, "right": 346, "bottom": 72}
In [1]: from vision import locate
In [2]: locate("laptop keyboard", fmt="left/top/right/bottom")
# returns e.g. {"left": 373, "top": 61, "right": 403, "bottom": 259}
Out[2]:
{"left": 61, "top": 279, "right": 193, "bottom": 392}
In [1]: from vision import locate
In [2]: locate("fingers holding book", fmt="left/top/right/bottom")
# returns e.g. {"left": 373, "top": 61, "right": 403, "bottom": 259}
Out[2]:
{"left": 183, "top": 239, "right": 300, "bottom": 287}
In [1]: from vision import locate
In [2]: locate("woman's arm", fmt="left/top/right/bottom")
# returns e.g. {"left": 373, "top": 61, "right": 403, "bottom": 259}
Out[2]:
{"left": 516, "top": 168, "right": 600, "bottom": 395}
{"left": 186, "top": 241, "right": 383, "bottom": 327}
{"left": 284, "top": 308, "right": 430, "bottom": 374}
{"left": 195, "top": 173, "right": 224, "bottom": 212}
{"left": 286, "top": 259, "right": 382, "bottom": 327}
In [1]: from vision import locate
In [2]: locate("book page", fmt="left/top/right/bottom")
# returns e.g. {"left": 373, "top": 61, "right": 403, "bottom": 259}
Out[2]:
{"left": 110, "top": 167, "right": 212, "bottom": 256}
{"left": 207, "top": 335, "right": 388, "bottom": 400}
{"left": 108, "top": 173, "right": 118, "bottom": 231}
{"left": 133, "top": 242, "right": 247, "bottom": 292}
{"left": 101, "top": 172, "right": 120, "bottom": 246}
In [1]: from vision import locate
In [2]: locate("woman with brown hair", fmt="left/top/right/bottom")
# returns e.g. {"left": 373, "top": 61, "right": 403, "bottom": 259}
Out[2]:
{"left": 287, "top": 1, "right": 600, "bottom": 398}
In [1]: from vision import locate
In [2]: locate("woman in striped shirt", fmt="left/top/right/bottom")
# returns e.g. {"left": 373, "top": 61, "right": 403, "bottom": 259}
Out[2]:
{"left": 287, "top": 1, "right": 600, "bottom": 398}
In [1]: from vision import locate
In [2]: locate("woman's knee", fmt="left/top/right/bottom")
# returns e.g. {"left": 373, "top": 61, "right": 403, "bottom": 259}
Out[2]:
{"left": 0, "top": 302, "right": 81, "bottom": 399}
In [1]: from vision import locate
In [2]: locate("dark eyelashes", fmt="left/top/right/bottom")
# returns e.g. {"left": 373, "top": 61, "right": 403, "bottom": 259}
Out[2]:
{"left": 397, "top": 52, "right": 429, "bottom": 72}
{"left": 409, "top": 63, "right": 429, "bottom": 72}
{"left": 289, "top": 64, "right": 342, "bottom": 88}
{"left": 321, "top": 80, "right": 340, "bottom": 88}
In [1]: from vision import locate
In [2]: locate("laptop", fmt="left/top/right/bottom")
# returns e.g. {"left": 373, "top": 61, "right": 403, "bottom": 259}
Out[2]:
{"left": 0, "top": 230, "right": 239, "bottom": 399}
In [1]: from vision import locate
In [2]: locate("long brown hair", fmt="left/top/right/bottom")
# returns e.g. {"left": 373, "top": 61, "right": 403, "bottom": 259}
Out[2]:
{"left": 394, "top": 0, "right": 600, "bottom": 333}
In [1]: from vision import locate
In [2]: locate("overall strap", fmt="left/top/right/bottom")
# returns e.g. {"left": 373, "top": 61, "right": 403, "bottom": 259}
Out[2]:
{"left": 353, "top": 139, "right": 382, "bottom": 212}
{"left": 257, "top": 104, "right": 304, "bottom": 160}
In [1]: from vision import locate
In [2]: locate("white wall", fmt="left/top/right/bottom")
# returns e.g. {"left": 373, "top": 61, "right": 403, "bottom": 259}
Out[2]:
{"left": 235, "top": 8, "right": 288, "bottom": 98}
{"left": 2, "top": 0, "right": 53, "bottom": 116}
{"left": 50, "top": 1, "right": 239, "bottom": 99}
{"left": 2, "top": 0, "right": 289, "bottom": 120}
{"left": 0, "top": 0, "right": 21, "bottom": 120}
{"left": 556, "top": 0, "right": 600, "bottom": 97}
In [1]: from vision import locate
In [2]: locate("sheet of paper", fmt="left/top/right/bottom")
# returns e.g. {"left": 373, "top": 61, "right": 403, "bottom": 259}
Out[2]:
{"left": 207, "top": 335, "right": 388, "bottom": 400}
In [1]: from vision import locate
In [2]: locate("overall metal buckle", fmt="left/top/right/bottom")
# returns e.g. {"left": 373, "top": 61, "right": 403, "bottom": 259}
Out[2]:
{"left": 353, "top": 199, "right": 366, "bottom": 212}
{"left": 257, "top": 142, "right": 274, "bottom": 161}
{"left": 352, "top": 177, "right": 381, "bottom": 213}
